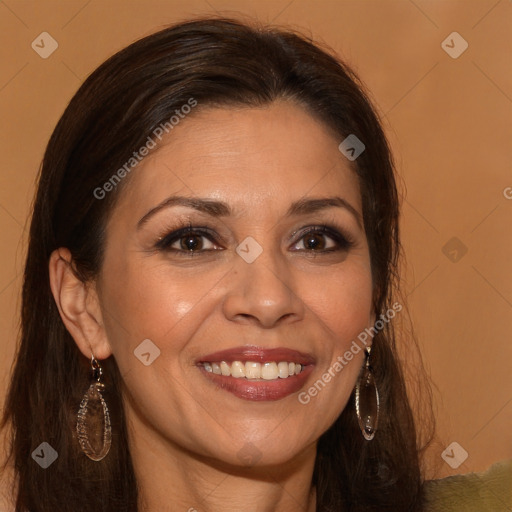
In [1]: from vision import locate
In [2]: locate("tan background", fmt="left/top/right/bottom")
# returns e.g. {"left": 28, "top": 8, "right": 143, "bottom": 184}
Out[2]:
{"left": 0, "top": 0, "right": 511, "bottom": 485}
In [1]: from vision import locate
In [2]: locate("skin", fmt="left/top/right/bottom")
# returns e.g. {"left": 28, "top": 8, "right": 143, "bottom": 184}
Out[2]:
{"left": 49, "top": 100, "right": 375, "bottom": 511}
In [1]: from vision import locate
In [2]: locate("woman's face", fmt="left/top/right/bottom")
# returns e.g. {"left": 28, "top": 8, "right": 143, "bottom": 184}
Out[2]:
{"left": 94, "top": 100, "right": 374, "bottom": 467}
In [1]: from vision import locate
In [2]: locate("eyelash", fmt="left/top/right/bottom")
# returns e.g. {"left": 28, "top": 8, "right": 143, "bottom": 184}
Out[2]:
{"left": 292, "top": 225, "right": 354, "bottom": 254}
{"left": 154, "top": 224, "right": 354, "bottom": 256}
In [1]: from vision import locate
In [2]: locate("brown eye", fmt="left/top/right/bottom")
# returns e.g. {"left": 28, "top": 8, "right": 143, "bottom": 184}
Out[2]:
{"left": 291, "top": 226, "right": 354, "bottom": 253}
{"left": 303, "top": 233, "right": 327, "bottom": 250}
{"left": 179, "top": 234, "right": 204, "bottom": 251}
{"left": 155, "top": 227, "right": 221, "bottom": 255}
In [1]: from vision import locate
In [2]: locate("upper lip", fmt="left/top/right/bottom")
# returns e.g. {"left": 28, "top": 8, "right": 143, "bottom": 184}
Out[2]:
{"left": 197, "top": 345, "right": 316, "bottom": 365}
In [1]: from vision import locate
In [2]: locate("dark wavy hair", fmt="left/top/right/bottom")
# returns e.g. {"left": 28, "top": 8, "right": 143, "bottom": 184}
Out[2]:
{"left": 1, "top": 17, "right": 434, "bottom": 511}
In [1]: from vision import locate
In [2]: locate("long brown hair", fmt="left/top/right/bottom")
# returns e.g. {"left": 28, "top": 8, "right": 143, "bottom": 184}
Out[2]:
{"left": 1, "top": 17, "right": 433, "bottom": 511}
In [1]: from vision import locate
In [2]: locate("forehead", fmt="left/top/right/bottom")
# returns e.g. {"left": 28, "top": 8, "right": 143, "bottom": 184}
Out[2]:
{"left": 116, "top": 100, "right": 362, "bottom": 218}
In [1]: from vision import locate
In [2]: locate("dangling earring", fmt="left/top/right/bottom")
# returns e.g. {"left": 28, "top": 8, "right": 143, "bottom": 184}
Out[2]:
{"left": 355, "top": 347, "right": 380, "bottom": 441}
{"left": 76, "top": 354, "right": 112, "bottom": 461}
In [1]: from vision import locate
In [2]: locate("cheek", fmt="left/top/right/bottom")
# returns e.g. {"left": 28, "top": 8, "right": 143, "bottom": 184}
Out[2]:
{"left": 98, "top": 257, "right": 227, "bottom": 369}
{"left": 301, "top": 260, "right": 373, "bottom": 344}
{"left": 295, "top": 260, "right": 372, "bottom": 422}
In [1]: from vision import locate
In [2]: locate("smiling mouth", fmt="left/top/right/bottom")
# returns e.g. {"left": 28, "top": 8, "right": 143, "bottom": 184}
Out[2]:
{"left": 202, "top": 360, "right": 304, "bottom": 380}
{"left": 196, "top": 346, "right": 315, "bottom": 401}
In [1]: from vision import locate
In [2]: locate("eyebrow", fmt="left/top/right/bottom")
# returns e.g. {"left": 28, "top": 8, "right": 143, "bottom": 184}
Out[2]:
{"left": 136, "top": 195, "right": 363, "bottom": 230}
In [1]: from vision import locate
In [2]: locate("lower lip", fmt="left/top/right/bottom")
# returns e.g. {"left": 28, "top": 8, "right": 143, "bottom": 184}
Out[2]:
{"left": 199, "top": 365, "right": 314, "bottom": 401}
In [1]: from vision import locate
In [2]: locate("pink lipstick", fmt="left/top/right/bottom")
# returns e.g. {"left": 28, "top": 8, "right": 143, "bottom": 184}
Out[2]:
{"left": 196, "top": 345, "right": 315, "bottom": 401}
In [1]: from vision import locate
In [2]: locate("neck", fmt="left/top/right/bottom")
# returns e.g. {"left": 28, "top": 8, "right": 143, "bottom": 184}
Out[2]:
{"left": 126, "top": 414, "right": 317, "bottom": 512}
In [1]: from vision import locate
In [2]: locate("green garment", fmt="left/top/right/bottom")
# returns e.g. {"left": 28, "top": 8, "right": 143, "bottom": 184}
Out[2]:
{"left": 423, "top": 459, "right": 512, "bottom": 511}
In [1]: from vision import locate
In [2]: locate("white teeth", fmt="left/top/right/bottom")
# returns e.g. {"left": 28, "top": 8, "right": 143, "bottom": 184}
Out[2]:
{"left": 245, "top": 361, "right": 261, "bottom": 379}
{"left": 261, "top": 362, "right": 278, "bottom": 380}
{"left": 230, "top": 361, "right": 245, "bottom": 378}
{"left": 202, "top": 360, "right": 304, "bottom": 380}
{"left": 278, "top": 361, "right": 289, "bottom": 378}
{"left": 220, "top": 361, "right": 231, "bottom": 376}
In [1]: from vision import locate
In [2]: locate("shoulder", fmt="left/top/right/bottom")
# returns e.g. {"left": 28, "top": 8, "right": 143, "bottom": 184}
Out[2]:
{"left": 423, "top": 459, "right": 512, "bottom": 511}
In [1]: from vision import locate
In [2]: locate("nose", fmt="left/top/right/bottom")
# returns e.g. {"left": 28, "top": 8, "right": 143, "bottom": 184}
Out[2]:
{"left": 222, "top": 248, "right": 305, "bottom": 329}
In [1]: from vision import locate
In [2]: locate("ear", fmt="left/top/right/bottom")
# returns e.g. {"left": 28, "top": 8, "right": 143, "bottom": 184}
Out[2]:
{"left": 49, "top": 247, "right": 112, "bottom": 360}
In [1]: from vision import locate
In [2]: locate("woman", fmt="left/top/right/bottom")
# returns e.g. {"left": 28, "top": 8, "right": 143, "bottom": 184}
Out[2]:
{"left": 1, "top": 18, "right": 434, "bottom": 511}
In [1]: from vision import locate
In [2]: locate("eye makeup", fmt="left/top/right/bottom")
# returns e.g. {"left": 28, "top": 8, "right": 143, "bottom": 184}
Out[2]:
{"left": 152, "top": 220, "right": 355, "bottom": 258}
